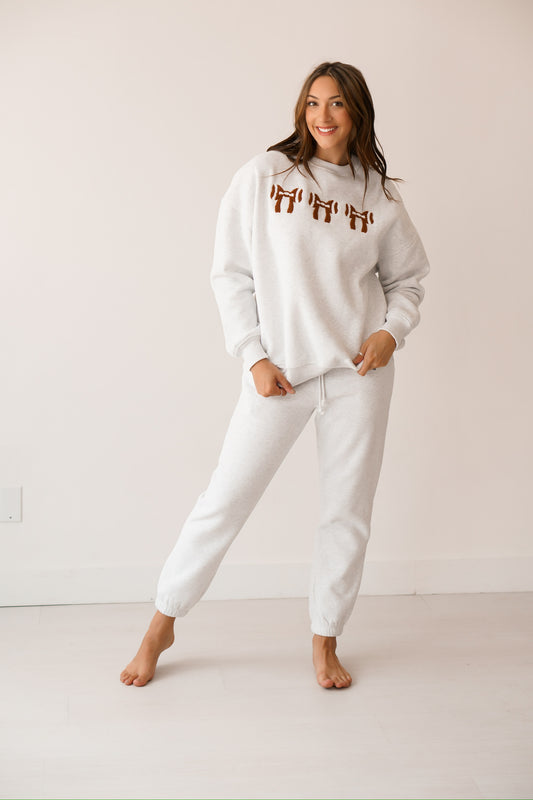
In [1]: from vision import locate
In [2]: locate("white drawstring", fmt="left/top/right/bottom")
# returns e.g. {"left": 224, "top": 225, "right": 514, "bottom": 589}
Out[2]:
{"left": 317, "top": 373, "right": 327, "bottom": 415}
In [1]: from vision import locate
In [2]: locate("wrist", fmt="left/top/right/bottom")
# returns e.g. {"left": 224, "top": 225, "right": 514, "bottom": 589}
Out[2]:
{"left": 250, "top": 358, "right": 268, "bottom": 372}
{"left": 375, "top": 327, "right": 398, "bottom": 350}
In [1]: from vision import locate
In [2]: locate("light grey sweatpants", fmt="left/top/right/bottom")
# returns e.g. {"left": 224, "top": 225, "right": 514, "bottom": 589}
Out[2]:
{"left": 156, "top": 357, "right": 395, "bottom": 637}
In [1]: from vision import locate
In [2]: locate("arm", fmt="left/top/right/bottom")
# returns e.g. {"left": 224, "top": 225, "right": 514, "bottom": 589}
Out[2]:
{"left": 375, "top": 181, "right": 431, "bottom": 350}
{"left": 210, "top": 164, "right": 269, "bottom": 372}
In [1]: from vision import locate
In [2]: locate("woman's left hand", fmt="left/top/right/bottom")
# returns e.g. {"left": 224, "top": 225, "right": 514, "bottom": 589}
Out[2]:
{"left": 353, "top": 330, "right": 396, "bottom": 376}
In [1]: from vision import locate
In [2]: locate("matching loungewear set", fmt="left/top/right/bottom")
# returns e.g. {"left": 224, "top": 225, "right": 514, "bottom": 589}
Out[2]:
{"left": 155, "top": 150, "right": 430, "bottom": 636}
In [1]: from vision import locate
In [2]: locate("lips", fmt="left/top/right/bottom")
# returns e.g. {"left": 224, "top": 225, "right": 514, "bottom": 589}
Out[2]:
{"left": 317, "top": 127, "right": 337, "bottom": 135}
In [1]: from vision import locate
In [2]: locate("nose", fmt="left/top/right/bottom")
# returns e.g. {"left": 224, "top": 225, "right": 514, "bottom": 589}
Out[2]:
{"left": 311, "top": 105, "right": 333, "bottom": 122}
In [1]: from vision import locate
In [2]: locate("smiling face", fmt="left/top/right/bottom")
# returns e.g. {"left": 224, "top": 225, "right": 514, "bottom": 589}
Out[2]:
{"left": 305, "top": 74, "right": 354, "bottom": 164}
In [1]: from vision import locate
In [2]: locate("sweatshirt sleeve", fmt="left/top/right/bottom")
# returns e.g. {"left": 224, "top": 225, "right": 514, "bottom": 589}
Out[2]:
{"left": 210, "top": 163, "right": 269, "bottom": 372}
{"left": 375, "top": 181, "right": 431, "bottom": 351}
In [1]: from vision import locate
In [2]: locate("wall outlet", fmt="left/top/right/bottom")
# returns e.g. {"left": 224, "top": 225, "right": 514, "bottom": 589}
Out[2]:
{"left": 0, "top": 487, "right": 22, "bottom": 522}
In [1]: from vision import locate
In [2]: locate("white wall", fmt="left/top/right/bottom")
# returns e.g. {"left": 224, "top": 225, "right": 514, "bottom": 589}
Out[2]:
{"left": 1, "top": 0, "right": 532, "bottom": 606}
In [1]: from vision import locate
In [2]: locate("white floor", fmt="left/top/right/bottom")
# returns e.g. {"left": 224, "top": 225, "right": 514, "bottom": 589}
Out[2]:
{"left": 1, "top": 592, "right": 532, "bottom": 800}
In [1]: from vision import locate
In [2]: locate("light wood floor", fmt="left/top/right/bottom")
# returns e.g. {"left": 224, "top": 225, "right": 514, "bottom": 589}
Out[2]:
{"left": 1, "top": 592, "right": 532, "bottom": 799}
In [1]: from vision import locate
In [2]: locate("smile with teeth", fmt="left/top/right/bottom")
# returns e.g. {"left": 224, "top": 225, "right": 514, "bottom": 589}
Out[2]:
{"left": 317, "top": 126, "right": 337, "bottom": 135}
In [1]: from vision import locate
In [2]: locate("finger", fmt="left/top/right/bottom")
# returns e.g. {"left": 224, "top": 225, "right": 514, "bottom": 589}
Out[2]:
{"left": 357, "top": 358, "right": 369, "bottom": 376}
{"left": 356, "top": 349, "right": 368, "bottom": 374}
{"left": 277, "top": 376, "right": 295, "bottom": 394}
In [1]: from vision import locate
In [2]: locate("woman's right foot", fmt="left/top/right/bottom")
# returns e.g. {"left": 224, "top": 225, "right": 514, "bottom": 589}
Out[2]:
{"left": 120, "top": 610, "right": 175, "bottom": 686}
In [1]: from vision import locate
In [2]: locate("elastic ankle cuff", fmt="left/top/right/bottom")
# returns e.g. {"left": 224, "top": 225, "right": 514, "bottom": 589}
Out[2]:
{"left": 155, "top": 596, "right": 186, "bottom": 618}
{"left": 311, "top": 622, "right": 344, "bottom": 637}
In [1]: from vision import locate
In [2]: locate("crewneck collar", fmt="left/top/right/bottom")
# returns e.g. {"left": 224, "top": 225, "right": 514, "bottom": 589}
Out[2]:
{"left": 308, "top": 153, "right": 358, "bottom": 176}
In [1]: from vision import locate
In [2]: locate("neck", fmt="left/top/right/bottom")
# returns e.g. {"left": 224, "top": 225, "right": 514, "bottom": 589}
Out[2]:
{"left": 313, "top": 145, "right": 350, "bottom": 166}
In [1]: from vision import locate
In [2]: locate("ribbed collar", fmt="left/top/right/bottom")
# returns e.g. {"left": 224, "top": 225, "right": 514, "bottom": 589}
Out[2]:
{"left": 308, "top": 153, "right": 358, "bottom": 176}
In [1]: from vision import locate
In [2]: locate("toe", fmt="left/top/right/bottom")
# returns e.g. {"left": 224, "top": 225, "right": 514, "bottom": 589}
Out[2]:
{"left": 133, "top": 674, "right": 149, "bottom": 687}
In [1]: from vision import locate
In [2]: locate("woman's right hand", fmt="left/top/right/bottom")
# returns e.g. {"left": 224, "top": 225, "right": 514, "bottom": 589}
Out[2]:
{"left": 250, "top": 359, "right": 295, "bottom": 397}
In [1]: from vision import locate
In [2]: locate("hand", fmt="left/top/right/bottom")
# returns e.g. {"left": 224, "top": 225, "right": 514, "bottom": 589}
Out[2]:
{"left": 353, "top": 330, "right": 396, "bottom": 376}
{"left": 250, "top": 358, "right": 296, "bottom": 396}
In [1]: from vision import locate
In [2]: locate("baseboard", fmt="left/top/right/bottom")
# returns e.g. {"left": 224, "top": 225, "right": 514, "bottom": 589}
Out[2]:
{"left": 1, "top": 556, "right": 532, "bottom": 607}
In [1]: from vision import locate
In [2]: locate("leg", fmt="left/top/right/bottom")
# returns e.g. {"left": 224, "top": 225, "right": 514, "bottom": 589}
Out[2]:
{"left": 155, "top": 368, "right": 315, "bottom": 617}
{"left": 120, "top": 368, "right": 316, "bottom": 686}
{"left": 309, "top": 361, "right": 395, "bottom": 684}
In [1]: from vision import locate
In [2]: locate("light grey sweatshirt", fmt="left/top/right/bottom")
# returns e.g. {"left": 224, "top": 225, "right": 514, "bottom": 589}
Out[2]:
{"left": 210, "top": 149, "right": 430, "bottom": 387}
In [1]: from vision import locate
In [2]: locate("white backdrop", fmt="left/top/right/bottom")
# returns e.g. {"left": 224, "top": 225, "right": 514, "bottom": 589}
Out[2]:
{"left": 1, "top": 0, "right": 532, "bottom": 605}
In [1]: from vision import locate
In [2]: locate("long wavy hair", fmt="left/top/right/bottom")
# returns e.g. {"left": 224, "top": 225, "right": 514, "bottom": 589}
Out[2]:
{"left": 267, "top": 61, "right": 403, "bottom": 205}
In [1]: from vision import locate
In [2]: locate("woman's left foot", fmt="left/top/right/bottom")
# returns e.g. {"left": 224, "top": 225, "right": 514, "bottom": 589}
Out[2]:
{"left": 312, "top": 634, "right": 352, "bottom": 688}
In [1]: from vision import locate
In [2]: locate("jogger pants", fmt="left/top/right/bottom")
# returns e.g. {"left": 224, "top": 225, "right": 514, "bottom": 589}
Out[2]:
{"left": 155, "top": 357, "right": 395, "bottom": 637}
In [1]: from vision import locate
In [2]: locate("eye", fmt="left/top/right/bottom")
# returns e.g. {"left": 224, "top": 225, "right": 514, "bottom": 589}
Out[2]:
{"left": 306, "top": 100, "right": 344, "bottom": 107}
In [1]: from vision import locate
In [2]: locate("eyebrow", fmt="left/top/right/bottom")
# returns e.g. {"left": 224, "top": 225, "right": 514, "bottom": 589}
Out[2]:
{"left": 307, "top": 94, "right": 342, "bottom": 99}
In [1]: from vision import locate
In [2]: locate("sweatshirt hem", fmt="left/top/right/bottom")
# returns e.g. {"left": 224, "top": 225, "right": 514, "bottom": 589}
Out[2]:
{"left": 276, "top": 358, "right": 360, "bottom": 387}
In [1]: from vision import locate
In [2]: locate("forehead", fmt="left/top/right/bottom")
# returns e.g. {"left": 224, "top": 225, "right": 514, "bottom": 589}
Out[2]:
{"left": 307, "top": 75, "right": 341, "bottom": 97}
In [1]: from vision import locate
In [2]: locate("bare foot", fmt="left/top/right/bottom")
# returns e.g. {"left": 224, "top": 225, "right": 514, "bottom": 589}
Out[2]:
{"left": 120, "top": 610, "right": 175, "bottom": 687}
{"left": 312, "top": 634, "right": 352, "bottom": 689}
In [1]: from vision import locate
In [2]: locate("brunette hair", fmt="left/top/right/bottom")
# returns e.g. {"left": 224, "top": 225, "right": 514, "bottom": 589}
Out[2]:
{"left": 267, "top": 61, "right": 403, "bottom": 205}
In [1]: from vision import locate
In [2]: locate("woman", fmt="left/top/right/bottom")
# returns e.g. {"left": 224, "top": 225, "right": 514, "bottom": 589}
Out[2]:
{"left": 120, "top": 61, "right": 430, "bottom": 689}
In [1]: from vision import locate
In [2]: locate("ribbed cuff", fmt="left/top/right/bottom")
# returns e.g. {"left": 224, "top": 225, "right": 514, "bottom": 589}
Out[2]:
{"left": 240, "top": 337, "right": 269, "bottom": 372}
{"left": 311, "top": 621, "right": 345, "bottom": 637}
{"left": 377, "top": 314, "right": 411, "bottom": 351}
{"left": 155, "top": 595, "right": 185, "bottom": 618}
